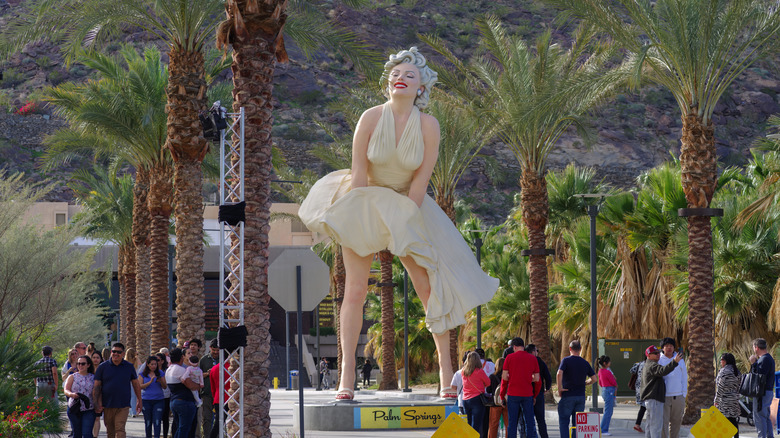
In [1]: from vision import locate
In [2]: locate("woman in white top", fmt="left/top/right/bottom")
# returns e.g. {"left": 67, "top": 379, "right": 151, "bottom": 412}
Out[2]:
{"left": 63, "top": 355, "right": 96, "bottom": 438}
{"left": 165, "top": 348, "right": 200, "bottom": 438}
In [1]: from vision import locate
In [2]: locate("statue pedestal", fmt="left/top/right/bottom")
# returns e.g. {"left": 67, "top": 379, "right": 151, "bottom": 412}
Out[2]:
{"left": 292, "top": 390, "right": 457, "bottom": 431}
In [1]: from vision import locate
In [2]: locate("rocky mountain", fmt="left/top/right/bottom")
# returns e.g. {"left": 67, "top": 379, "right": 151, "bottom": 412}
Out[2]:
{"left": 1, "top": 0, "right": 779, "bottom": 224}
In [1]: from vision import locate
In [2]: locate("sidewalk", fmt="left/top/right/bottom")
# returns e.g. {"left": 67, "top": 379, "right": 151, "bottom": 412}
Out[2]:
{"left": 47, "top": 389, "right": 761, "bottom": 437}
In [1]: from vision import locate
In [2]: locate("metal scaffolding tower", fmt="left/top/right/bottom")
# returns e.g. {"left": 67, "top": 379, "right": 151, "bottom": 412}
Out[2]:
{"left": 218, "top": 107, "right": 245, "bottom": 438}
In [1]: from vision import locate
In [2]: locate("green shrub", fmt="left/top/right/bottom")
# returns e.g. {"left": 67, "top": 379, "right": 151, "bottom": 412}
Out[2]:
{"left": 47, "top": 70, "right": 65, "bottom": 85}
{"left": 296, "top": 89, "right": 325, "bottom": 106}
{"left": 627, "top": 103, "right": 646, "bottom": 114}
{"left": 34, "top": 56, "right": 51, "bottom": 69}
{"left": 0, "top": 332, "right": 62, "bottom": 435}
{"left": 283, "top": 126, "right": 318, "bottom": 141}
{"left": 0, "top": 91, "right": 12, "bottom": 113}
{"left": 411, "top": 371, "right": 439, "bottom": 385}
{"left": 68, "top": 64, "right": 89, "bottom": 77}
{"left": 0, "top": 69, "right": 25, "bottom": 89}
{"left": 0, "top": 397, "right": 60, "bottom": 437}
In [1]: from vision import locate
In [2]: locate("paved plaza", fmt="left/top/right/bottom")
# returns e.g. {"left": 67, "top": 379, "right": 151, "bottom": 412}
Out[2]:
{"left": 46, "top": 387, "right": 767, "bottom": 437}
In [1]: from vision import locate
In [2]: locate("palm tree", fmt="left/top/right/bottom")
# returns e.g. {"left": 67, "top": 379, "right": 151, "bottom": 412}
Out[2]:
{"left": 2, "top": 0, "right": 224, "bottom": 349}
{"left": 424, "top": 18, "right": 625, "bottom": 370}
{"left": 69, "top": 168, "right": 135, "bottom": 348}
{"left": 43, "top": 47, "right": 174, "bottom": 355}
{"left": 378, "top": 250, "right": 397, "bottom": 390}
{"left": 736, "top": 120, "right": 780, "bottom": 331}
{"left": 624, "top": 162, "right": 688, "bottom": 341}
{"left": 597, "top": 193, "right": 649, "bottom": 341}
{"left": 554, "top": 0, "right": 780, "bottom": 419}
{"left": 215, "top": 1, "right": 380, "bottom": 428}
{"left": 427, "top": 99, "right": 496, "bottom": 221}
{"left": 550, "top": 214, "right": 619, "bottom": 362}
{"left": 668, "top": 179, "right": 780, "bottom": 355}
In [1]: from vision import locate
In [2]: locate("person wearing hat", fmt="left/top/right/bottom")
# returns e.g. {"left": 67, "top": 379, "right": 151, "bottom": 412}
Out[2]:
{"left": 640, "top": 345, "right": 683, "bottom": 438}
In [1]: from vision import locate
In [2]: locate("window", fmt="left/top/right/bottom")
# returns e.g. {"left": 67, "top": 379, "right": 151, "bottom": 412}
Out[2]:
{"left": 55, "top": 213, "right": 67, "bottom": 226}
{"left": 291, "top": 219, "right": 309, "bottom": 233}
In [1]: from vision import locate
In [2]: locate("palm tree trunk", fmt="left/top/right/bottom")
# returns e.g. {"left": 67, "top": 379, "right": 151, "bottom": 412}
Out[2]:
{"left": 449, "top": 329, "right": 459, "bottom": 375}
{"left": 334, "top": 246, "right": 346, "bottom": 383}
{"left": 228, "top": 31, "right": 279, "bottom": 438}
{"left": 134, "top": 168, "right": 153, "bottom": 356}
{"left": 134, "top": 246, "right": 151, "bottom": 355}
{"left": 520, "top": 170, "right": 553, "bottom": 370}
{"left": 149, "top": 164, "right": 174, "bottom": 354}
{"left": 118, "top": 245, "right": 127, "bottom": 344}
{"left": 378, "top": 250, "right": 398, "bottom": 390}
{"left": 439, "top": 192, "right": 456, "bottom": 223}
{"left": 166, "top": 47, "right": 208, "bottom": 347}
{"left": 680, "top": 113, "right": 717, "bottom": 423}
{"left": 124, "top": 244, "right": 137, "bottom": 351}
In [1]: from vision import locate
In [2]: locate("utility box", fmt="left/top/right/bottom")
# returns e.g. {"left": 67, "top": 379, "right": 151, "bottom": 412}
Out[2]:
{"left": 598, "top": 339, "right": 661, "bottom": 397}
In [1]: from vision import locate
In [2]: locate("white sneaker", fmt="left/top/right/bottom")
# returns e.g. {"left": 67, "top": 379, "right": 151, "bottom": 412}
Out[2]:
{"left": 603, "top": 432, "right": 611, "bottom": 436}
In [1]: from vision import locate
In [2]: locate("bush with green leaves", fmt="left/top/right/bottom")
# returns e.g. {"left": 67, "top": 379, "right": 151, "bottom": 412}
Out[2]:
{"left": 0, "top": 332, "right": 62, "bottom": 435}
{"left": 0, "top": 171, "right": 110, "bottom": 348}
{"left": 46, "top": 69, "right": 65, "bottom": 85}
{"left": 0, "top": 68, "right": 24, "bottom": 88}
{"left": 34, "top": 56, "right": 51, "bottom": 69}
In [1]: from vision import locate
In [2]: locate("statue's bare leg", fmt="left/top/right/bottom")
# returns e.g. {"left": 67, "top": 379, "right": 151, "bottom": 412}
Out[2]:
{"left": 338, "top": 247, "right": 374, "bottom": 394}
{"left": 399, "top": 254, "right": 454, "bottom": 392}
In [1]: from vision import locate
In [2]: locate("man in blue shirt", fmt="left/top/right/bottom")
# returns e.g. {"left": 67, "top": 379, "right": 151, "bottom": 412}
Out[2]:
{"left": 93, "top": 342, "right": 142, "bottom": 438}
{"left": 749, "top": 338, "right": 776, "bottom": 438}
{"left": 557, "top": 340, "right": 598, "bottom": 438}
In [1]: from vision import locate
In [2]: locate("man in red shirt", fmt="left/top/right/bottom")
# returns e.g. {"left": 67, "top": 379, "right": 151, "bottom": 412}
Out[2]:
{"left": 209, "top": 361, "right": 231, "bottom": 438}
{"left": 500, "top": 337, "right": 541, "bottom": 438}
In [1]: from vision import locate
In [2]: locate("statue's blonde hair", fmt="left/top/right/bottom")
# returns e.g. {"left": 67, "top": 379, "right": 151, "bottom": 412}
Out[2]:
{"left": 381, "top": 47, "right": 438, "bottom": 110}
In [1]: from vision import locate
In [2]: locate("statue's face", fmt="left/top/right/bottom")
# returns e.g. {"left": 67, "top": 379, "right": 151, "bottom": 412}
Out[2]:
{"left": 388, "top": 62, "right": 422, "bottom": 98}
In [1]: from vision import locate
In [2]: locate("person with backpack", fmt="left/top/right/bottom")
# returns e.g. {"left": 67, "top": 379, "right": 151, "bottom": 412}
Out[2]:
{"left": 629, "top": 361, "right": 646, "bottom": 433}
{"left": 748, "top": 338, "right": 775, "bottom": 438}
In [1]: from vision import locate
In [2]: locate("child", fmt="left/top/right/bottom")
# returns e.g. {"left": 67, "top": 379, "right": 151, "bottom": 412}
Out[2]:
{"left": 182, "top": 355, "right": 205, "bottom": 407}
{"left": 598, "top": 355, "right": 617, "bottom": 435}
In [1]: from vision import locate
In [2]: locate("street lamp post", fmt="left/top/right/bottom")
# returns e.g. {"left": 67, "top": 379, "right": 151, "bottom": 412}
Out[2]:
{"left": 403, "top": 269, "right": 411, "bottom": 392}
{"left": 573, "top": 193, "right": 609, "bottom": 413}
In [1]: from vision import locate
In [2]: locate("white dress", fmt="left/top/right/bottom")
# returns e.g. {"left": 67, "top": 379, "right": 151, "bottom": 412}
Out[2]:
{"left": 298, "top": 102, "right": 498, "bottom": 334}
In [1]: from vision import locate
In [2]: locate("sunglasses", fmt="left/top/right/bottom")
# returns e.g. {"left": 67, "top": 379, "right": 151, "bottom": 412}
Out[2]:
{"left": 77, "top": 362, "right": 88, "bottom": 366}
{"left": 111, "top": 350, "right": 123, "bottom": 354}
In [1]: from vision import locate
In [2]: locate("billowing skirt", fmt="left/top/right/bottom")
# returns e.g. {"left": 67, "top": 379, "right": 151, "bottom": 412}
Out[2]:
{"left": 298, "top": 169, "right": 499, "bottom": 334}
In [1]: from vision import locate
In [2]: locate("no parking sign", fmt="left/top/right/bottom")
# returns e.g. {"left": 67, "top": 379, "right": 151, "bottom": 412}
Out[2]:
{"left": 574, "top": 412, "right": 601, "bottom": 438}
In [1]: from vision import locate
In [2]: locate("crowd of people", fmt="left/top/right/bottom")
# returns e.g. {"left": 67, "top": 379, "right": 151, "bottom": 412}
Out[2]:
{"left": 33, "top": 338, "right": 230, "bottom": 438}
{"left": 33, "top": 336, "right": 778, "bottom": 438}
{"left": 445, "top": 336, "right": 778, "bottom": 438}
